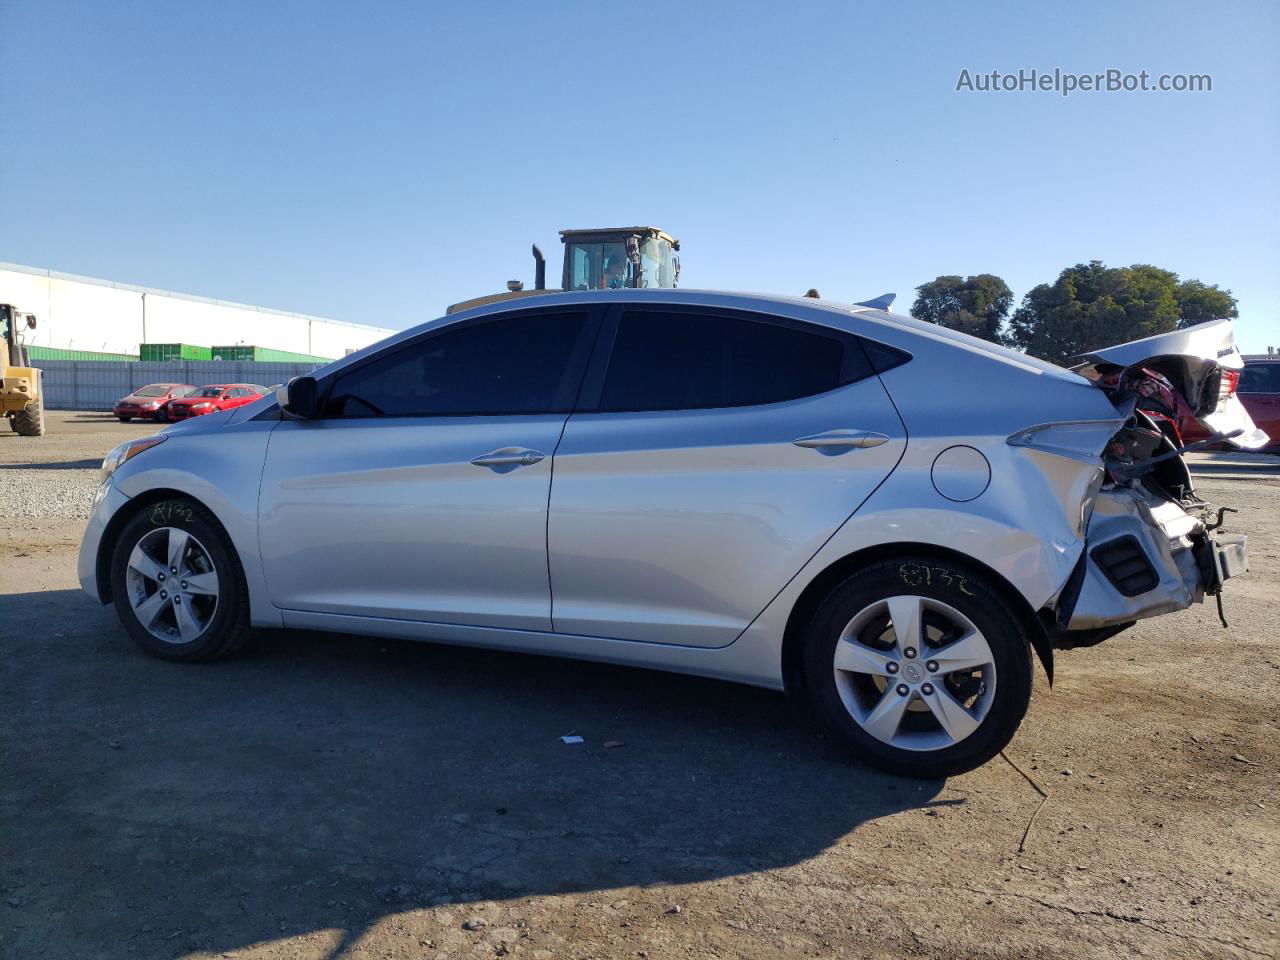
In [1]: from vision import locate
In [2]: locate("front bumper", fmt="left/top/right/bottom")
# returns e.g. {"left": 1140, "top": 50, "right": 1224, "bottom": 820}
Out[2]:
{"left": 1064, "top": 486, "right": 1246, "bottom": 630}
{"left": 78, "top": 478, "right": 132, "bottom": 602}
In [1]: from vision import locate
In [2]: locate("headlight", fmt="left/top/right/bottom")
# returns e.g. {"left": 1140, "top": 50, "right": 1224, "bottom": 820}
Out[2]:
{"left": 192, "top": 402, "right": 214, "bottom": 411}
{"left": 101, "top": 435, "right": 166, "bottom": 480}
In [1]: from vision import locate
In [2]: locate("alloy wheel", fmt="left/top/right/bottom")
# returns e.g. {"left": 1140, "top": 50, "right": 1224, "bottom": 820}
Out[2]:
{"left": 124, "top": 527, "right": 220, "bottom": 644}
{"left": 832, "top": 594, "right": 997, "bottom": 751}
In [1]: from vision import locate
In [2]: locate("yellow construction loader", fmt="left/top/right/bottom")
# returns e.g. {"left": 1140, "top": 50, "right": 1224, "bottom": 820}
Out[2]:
{"left": 447, "top": 226, "right": 680, "bottom": 314}
{"left": 1, "top": 303, "right": 45, "bottom": 436}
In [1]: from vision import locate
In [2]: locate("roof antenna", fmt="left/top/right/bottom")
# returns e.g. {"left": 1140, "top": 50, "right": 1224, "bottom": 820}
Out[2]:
{"left": 854, "top": 293, "right": 896, "bottom": 312}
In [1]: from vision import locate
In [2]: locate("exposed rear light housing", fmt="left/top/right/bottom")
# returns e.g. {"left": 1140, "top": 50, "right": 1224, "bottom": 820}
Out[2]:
{"left": 1196, "top": 365, "right": 1240, "bottom": 416}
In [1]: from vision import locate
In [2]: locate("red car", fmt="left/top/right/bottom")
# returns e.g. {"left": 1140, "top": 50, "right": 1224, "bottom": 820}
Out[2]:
{"left": 113, "top": 383, "right": 197, "bottom": 422}
{"left": 166, "top": 383, "right": 269, "bottom": 420}
{"left": 1176, "top": 355, "right": 1280, "bottom": 452}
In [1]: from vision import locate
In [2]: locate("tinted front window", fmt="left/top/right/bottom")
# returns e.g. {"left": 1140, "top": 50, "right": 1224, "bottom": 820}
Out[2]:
{"left": 1239, "top": 363, "right": 1280, "bottom": 393}
{"left": 598, "top": 311, "right": 869, "bottom": 412}
{"left": 327, "top": 312, "right": 590, "bottom": 417}
{"left": 196, "top": 388, "right": 224, "bottom": 398}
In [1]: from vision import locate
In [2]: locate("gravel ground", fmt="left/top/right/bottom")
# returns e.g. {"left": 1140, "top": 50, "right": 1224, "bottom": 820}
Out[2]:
{"left": 0, "top": 411, "right": 159, "bottom": 519}
{"left": 1, "top": 412, "right": 1277, "bottom": 960}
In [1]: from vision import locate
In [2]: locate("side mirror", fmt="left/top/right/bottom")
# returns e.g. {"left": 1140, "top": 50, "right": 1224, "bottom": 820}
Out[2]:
{"left": 277, "top": 375, "right": 319, "bottom": 419}
{"left": 23, "top": 313, "right": 36, "bottom": 330}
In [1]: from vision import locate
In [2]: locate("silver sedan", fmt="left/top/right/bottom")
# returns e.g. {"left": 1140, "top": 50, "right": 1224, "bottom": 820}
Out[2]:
{"left": 79, "top": 291, "right": 1259, "bottom": 778}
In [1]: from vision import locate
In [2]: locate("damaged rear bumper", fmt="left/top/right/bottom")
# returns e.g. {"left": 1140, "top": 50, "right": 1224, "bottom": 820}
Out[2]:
{"left": 1058, "top": 486, "right": 1247, "bottom": 630}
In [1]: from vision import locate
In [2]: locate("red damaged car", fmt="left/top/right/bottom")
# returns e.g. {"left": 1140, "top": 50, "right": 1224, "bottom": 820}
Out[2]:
{"left": 166, "top": 384, "right": 269, "bottom": 420}
{"left": 113, "top": 383, "right": 196, "bottom": 422}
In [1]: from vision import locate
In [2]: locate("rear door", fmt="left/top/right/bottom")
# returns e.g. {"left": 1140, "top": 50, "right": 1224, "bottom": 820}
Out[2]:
{"left": 548, "top": 305, "right": 906, "bottom": 648}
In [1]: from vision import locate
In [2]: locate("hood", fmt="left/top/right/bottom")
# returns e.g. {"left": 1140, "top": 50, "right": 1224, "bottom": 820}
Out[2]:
{"left": 160, "top": 409, "right": 235, "bottom": 434}
{"left": 1074, "top": 319, "right": 1268, "bottom": 450}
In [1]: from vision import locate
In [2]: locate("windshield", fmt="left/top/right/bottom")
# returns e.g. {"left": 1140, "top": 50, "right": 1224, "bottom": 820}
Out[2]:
{"left": 567, "top": 241, "right": 628, "bottom": 290}
{"left": 196, "top": 387, "right": 225, "bottom": 398}
{"left": 134, "top": 384, "right": 169, "bottom": 397}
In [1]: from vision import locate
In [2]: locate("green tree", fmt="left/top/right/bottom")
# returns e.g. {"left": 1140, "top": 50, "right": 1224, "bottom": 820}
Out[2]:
{"left": 1006, "top": 261, "right": 1238, "bottom": 364}
{"left": 909, "top": 274, "right": 1013, "bottom": 345}
{"left": 1175, "top": 279, "right": 1238, "bottom": 328}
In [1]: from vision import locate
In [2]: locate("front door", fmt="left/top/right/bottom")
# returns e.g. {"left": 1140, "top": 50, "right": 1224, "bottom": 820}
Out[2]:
{"left": 548, "top": 305, "right": 906, "bottom": 648}
{"left": 258, "top": 308, "right": 598, "bottom": 631}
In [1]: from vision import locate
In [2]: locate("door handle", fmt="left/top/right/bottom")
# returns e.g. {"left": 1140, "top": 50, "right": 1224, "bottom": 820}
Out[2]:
{"left": 792, "top": 430, "right": 890, "bottom": 450}
{"left": 470, "top": 447, "right": 546, "bottom": 468}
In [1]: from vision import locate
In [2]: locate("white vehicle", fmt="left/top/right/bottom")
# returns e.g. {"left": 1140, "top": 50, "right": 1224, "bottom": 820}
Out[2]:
{"left": 79, "top": 292, "right": 1260, "bottom": 778}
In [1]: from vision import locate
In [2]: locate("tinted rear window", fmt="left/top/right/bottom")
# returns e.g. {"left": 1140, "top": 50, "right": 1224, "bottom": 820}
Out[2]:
{"left": 1240, "top": 363, "right": 1280, "bottom": 393}
{"left": 598, "top": 310, "right": 872, "bottom": 412}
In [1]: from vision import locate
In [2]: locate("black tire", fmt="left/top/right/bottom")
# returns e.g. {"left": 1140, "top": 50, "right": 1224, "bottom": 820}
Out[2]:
{"left": 155, "top": 408, "right": 169, "bottom": 423}
{"left": 109, "top": 498, "right": 252, "bottom": 662}
{"left": 12, "top": 398, "right": 46, "bottom": 436}
{"left": 803, "top": 555, "right": 1033, "bottom": 779}
{"left": 117, "top": 416, "right": 131, "bottom": 422}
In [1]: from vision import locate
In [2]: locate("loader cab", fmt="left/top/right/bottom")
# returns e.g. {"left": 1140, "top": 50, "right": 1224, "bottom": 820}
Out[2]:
{"left": 445, "top": 225, "right": 681, "bottom": 314}
{"left": 560, "top": 227, "right": 680, "bottom": 290}
{"left": 1, "top": 303, "right": 37, "bottom": 372}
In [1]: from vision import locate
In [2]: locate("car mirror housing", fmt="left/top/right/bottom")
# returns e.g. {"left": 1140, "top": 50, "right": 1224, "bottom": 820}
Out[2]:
{"left": 278, "top": 376, "right": 319, "bottom": 419}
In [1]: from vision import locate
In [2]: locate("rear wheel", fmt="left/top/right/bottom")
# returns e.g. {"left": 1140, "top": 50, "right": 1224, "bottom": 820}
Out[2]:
{"left": 117, "top": 416, "right": 130, "bottom": 422}
{"left": 12, "top": 398, "right": 46, "bottom": 436}
{"left": 803, "top": 556, "right": 1032, "bottom": 779}
{"left": 109, "top": 499, "right": 251, "bottom": 661}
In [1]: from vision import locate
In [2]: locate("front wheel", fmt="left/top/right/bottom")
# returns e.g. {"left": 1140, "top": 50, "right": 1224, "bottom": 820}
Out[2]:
{"left": 109, "top": 499, "right": 252, "bottom": 661}
{"left": 803, "top": 556, "right": 1033, "bottom": 779}
{"left": 12, "top": 398, "right": 46, "bottom": 436}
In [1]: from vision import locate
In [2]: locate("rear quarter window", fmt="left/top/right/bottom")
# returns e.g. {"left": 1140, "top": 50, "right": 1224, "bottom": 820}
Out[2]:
{"left": 596, "top": 309, "right": 892, "bottom": 412}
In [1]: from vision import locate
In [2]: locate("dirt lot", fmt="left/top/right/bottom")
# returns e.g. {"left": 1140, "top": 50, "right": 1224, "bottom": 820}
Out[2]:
{"left": 1, "top": 412, "right": 1276, "bottom": 960}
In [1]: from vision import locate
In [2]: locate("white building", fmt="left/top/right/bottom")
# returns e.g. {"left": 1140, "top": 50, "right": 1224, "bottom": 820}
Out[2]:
{"left": 0, "top": 261, "right": 395, "bottom": 360}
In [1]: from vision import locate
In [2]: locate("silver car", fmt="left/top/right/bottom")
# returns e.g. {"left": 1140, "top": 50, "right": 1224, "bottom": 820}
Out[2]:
{"left": 78, "top": 291, "right": 1261, "bottom": 778}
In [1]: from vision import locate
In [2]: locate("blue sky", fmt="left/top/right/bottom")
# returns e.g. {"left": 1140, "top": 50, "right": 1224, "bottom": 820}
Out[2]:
{"left": 2, "top": 0, "right": 1277, "bottom": 349}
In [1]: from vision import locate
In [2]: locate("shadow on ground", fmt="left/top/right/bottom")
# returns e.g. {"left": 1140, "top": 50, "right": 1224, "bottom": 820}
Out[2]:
{"left": 0, "top": 590, "right": 941, "bottom": 959}
{"left": 0, "top": 457, "right": 101, "bottom": 470}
